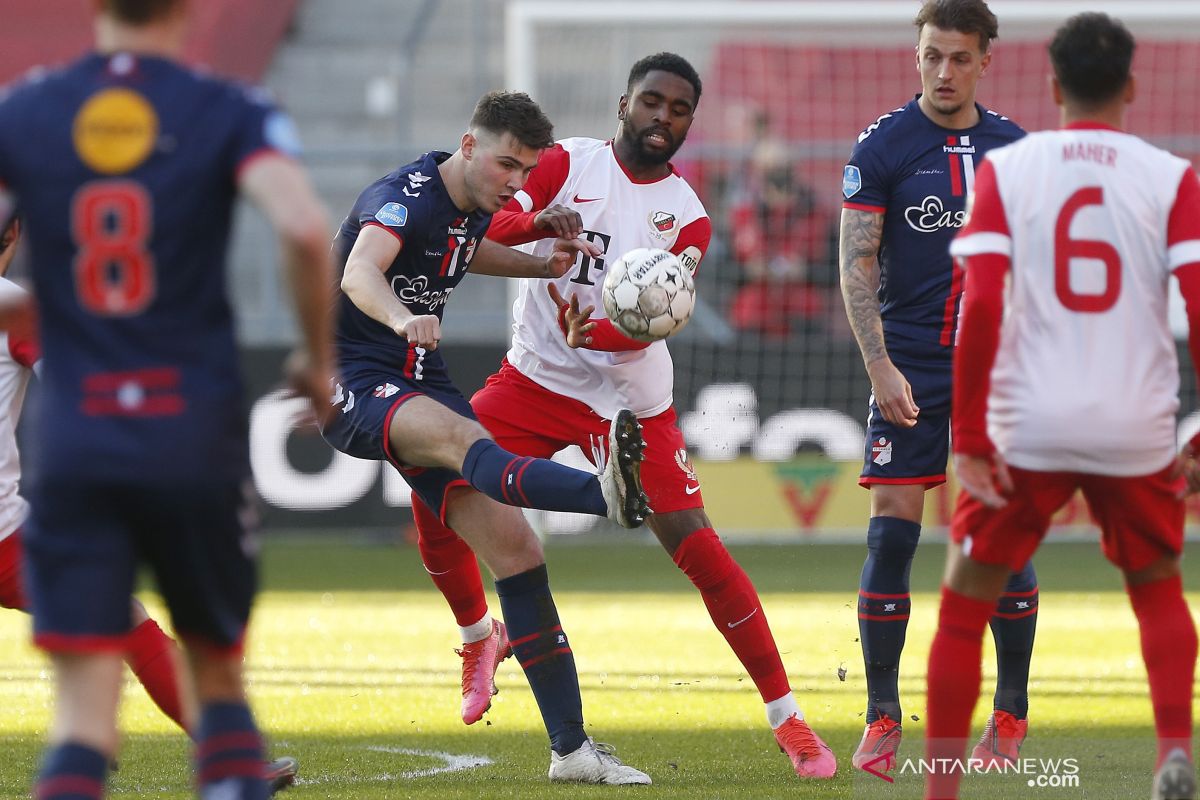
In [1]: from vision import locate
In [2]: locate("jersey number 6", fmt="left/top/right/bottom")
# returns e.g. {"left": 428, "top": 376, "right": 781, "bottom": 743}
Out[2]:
{"left": 71, "top": 180, "right": 156, "bottom": 316}
{"left": 1054, "top": 186, "right": 1120, "bottom": 313}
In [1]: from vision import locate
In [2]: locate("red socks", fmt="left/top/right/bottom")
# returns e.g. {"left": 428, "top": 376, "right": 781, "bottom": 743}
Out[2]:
{"left": 412, "top": 496, "right": 489, "bottom": 627}
{"left": 924, "top": 585, "right": 995, "bottom": 800}
{"left": 672, "top": 529, "right": 791, "bottom": 702}
{"left": 1128, "top": 574, "right": 1196, "bottom": 767}
{"left": 126, "top": 618, "right": 188, "bottom": 733}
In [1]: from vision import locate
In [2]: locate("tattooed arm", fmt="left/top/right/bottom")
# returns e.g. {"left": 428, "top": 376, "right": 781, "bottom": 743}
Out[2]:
{"left": 839, "top": 208, "right": 919, "bottom": 428}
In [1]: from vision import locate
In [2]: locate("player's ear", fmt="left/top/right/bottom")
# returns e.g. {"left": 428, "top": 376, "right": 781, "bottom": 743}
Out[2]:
{"left": 617, "top": 95, "right": 628, "bottom": 120}
{"left": 461, "top": 131, "right": 476, "bottom": 161}
{"left": 1124, "top": 74, "right": 1136, "bottom": 105}
{"left": 1049, "top": 74, "right": 1064, "bottom": 108}
{"left": 979, "top": 49, "right": 992, "bottom": 77}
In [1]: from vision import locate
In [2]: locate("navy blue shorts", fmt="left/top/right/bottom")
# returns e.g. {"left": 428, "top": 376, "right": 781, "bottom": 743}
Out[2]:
{"left": 25, "top": 477, "right": 258, "bottom": 654}
{"left": 320, "top": 363, "right": 472, "bottom": 518}
{"left": 860, "top": 355, "right": 952, "bottom": 489}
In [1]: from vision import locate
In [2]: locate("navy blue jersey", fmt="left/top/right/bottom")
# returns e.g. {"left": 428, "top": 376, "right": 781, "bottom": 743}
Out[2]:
{"left": 0, "top": 52, "right": 299, "bottom": 483}
{"left": 334, "top": 151, "right": 491, "bottom": 372}
{"left": 842, "top": 96, "right": 1024, "bottom": 360}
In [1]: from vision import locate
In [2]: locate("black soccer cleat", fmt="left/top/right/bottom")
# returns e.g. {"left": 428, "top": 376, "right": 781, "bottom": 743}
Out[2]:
{"left": 601, "top": 409, "right": 652, "bottom": 528}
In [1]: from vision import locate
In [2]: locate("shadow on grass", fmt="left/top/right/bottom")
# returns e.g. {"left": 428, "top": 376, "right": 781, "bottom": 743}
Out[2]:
{"left": 254, "top": 540, "right": 1167, "bottom": 595}
{"left": 0, "top": 725, "right": 1166, "bottom": 800}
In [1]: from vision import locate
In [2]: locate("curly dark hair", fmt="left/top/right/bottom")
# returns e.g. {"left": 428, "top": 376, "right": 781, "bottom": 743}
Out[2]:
{"left": 914, "top": 0, "right": 999, "bottom": 52}
{"left": 1050, "top": 13, "right": 1135, "bottom": 107}
{"left": 627, "top": 52, "right": 702, "bottom": 105}
{"left": 469, "top": 90, "right": 554, "bottom": 150}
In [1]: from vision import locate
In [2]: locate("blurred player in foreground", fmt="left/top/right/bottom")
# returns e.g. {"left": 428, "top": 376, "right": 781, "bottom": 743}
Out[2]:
{"left": 412, "top": 52, "right": 837, "bottom": 780}
{"left": 0, "top": 0, "right": 336, "bottom": 796}
{"left": 0, "top": 221, "right": 297, "bottom": 795}
{"left": 838, "top": 0, "right": 1035, "bottom": 771}
{"left": 321, "top": 90, "right": 651, "bottom": 784}
{"left": 924, "top": 13, "right": 1200, "bottom": 800}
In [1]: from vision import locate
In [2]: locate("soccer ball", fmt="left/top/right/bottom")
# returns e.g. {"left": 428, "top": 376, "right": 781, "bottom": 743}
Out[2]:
{"left": 602, "top": 248, "right": 695, "bottom": 341}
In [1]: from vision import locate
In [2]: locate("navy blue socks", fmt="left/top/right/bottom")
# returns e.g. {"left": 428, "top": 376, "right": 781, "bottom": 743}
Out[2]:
{"left": 462, "top": 439, "right": 606, "bottom": 516}
{"left": 858, "top": 516, "right": 922, "bottom": 724}
{"left": 990, "top": 560, "right": 1039, "bottom": 719}
{"left": 495, "top": 564, "right": 587, "bottom": 756}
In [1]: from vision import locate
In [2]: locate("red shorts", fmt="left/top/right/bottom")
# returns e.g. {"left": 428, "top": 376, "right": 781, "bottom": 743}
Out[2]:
{"left": 951, "top": 463, "right": 1185, "bottom": 573}
{"left": 0, "top": 530, "right": 24, "bottom": 609}
{"left": 471, "top": 361, "right": 703, "bottom": 515}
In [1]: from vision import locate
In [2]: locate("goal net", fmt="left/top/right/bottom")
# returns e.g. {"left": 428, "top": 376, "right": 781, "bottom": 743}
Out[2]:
{"left": 506, "top": 0, "right": 1200, "bottom": 538}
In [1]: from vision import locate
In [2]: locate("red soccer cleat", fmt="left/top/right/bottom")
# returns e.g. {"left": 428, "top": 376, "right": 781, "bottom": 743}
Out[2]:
{"left": 774, "top": 714, "right": 837, "bottom": 779}
{"left": 970, "top": 710, "right": 1028, "bottom": 767}
{"left": 457, "top": 619, "right": 512, "bottom": 725}
{"left": 852, "top": 713, "right": 903, "bottom": 773}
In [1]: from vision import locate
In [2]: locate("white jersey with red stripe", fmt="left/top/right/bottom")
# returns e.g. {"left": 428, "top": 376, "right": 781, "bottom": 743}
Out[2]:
{"left": 951, "top": 123, "right": 1200, "bottom": 475}
{"left": 0, "top": 277, "right": 37, "bottom": 542}
{"left": 498, "top": 137, "right": 711, "bottom": 419}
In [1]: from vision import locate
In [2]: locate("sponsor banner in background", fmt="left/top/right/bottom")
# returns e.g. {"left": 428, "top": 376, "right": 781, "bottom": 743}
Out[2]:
{"left": 692, "top": 456, "right": 1200, "bottom": 539}
{"left": 237, "top": 346, "right": 1200, "bottom": 538}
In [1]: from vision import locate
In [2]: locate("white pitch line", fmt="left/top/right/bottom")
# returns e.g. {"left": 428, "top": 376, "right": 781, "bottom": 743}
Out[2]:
{"left": 296, "top": 746, "right": 493, "bottom": 785}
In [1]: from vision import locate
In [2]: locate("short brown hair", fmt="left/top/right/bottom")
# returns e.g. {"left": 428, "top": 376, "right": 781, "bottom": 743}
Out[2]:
{"left": 99, "top": 0, "right": 183, "bottom": 25}
{"left": 469, "top": 91, "right": 554, "bottom": 151}
{"left": 914, "top": 0, "right": 999, "bottom": 51}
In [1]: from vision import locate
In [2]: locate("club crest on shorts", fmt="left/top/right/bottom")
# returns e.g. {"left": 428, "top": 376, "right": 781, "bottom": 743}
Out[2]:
{"left": 675, "top": 448, "right": 697, "bottom": 482}
{"left": 871, "top": 437, "right": 892, "bottom": 466}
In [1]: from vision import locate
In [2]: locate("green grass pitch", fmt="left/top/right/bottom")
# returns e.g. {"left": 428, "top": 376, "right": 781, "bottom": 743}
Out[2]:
{"left": 0, "top": 538, "right": 1193, "bottom": 799}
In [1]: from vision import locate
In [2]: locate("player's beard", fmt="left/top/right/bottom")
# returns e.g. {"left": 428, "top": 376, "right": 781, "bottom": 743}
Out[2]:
{"left": 621, "top": 119, "right": 685, "bottom": 166}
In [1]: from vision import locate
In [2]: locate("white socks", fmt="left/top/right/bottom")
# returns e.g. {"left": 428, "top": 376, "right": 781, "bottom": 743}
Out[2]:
{"left": 766, "top": 693, "right": 803, "bottom": 729}
{"left": 460, "top": 612, "right": 493, "bottom": 644}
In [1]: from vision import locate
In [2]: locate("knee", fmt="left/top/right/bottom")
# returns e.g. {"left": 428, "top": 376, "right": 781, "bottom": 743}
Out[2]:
{"left": 866, "top": 517, "right": 922, "bottom": 562}
{"left": 1002, "top": 561, "right": 1039, "bottom": 595}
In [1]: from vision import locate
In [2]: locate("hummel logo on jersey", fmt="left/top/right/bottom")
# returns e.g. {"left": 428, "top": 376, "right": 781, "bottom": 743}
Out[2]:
{"left": 373, "top": 383, "right": 400, "bottom": 398}
{"left": 1016, "top": 601, "right": 1030, "bottom": 609}
{"left": 447, "top": 218, "right": 468, "bottom": 236}
{"left": 884, "top": 603, "right": 897, "bottom": 612}
{"left": 904, "top": 195, "right": 966, "bottom": 234}
{"left": 572, "top": 193, "right": 602, "bottom": 203}
{"left": 872, "top": 437, "right": 893, "bottom": 466}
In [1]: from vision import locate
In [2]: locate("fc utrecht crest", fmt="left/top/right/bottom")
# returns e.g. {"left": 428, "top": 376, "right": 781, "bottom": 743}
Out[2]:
{"left": 674, "top": 448, "right": 697, "bottom": 482}
{"left": 648, "top": 210, "right": 678, "bottom": 240}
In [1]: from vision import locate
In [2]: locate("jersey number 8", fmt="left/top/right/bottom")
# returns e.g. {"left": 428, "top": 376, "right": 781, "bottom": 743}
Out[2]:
{"left": 71, "top": 180, "right": 156, "bottom": 316}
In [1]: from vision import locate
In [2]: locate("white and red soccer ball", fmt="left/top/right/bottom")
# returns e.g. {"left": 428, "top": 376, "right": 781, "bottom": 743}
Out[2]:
{"left": 601, "top": 247, "right": 695, "bottom": 342}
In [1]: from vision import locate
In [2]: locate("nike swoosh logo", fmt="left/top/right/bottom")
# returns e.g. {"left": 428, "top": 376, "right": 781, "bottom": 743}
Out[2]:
{"left": 572, "top": 194, "right": 602, "bottom": 203}
{"left": 684, "top": 484, "right": 701, "bottom": 495}
{"left": 728, "top": 608, "right": 759, "bottom": 629}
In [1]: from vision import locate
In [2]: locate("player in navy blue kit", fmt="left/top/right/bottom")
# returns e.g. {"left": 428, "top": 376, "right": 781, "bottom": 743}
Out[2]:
{"left": 838, "top": 0, "right": 1038, "bottom": 772}
{"left": 0, "top": 1, "right": 335, "bottom": 797}
{"left": 322, "top": 91, "right": 652, "bottom": 784}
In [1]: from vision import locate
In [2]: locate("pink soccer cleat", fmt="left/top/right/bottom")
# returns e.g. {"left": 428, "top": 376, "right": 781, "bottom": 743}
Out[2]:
{"left": 457, "top": 619, "right": 512, "bottom": 725}
{"left": 774, "top": 714, "right": 837, "bottom": 779}
{"left": 970, "top": 710, "right": 1027, "bottom": 767}
{"left": 852, "top": 713, "right": 903, "bottom": 773}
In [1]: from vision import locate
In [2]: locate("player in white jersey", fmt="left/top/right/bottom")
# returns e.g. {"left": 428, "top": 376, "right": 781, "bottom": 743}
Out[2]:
{"left": 410, "top": 52, "right": 837, "bottom": 779}
{"left": 923, "top": 14, "right": 1200, "bottom": 800}
{"left": 0, "top": 220, "right": 300, "bottom": 793}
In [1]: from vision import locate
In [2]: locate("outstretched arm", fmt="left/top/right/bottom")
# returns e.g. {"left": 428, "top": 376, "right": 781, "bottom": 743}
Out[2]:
{"left": 839, "top": 207, "right": 918, "bottom": 427}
